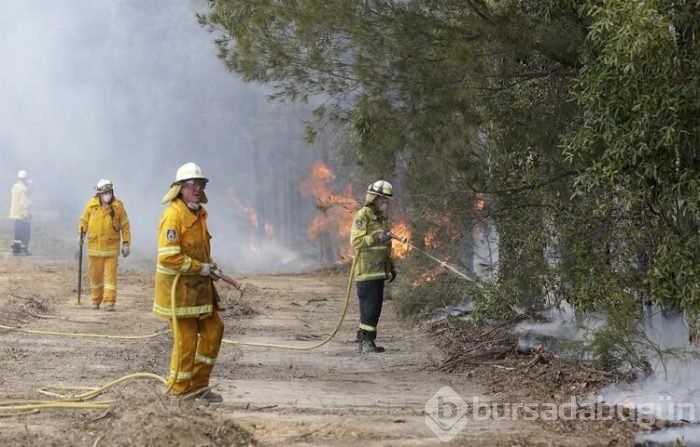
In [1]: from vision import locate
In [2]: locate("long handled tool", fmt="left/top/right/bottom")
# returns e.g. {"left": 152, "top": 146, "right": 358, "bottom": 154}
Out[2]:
{"left": 75, "top": 232, "right": 85, "bottom": 305}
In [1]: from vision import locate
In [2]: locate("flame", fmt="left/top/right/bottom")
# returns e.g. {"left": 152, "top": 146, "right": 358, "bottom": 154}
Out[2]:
{"left": 424, "top": 230, "right": 436, "bottom": 249}
{"left": 265, "top": 221, "right": 274, "bottom": 238}
{"left": 474, "top": 192, "right": 485, "bottom": 212}
{"left": 390, "top": 222, "right": 411, "bottom": 259}
{"left": 298, "top": 161, "right": 359, "bottom": 261}
{"left": 298, "top": 161, "right": 358, "bottom": 209}
{"left": 227, "top": 187, "right": 259, "bottom": 228}
{"left": 248, "top": 241, "right": 260, "bottom": 253}
{"left": 411, "top": 263, "right": 445, "bottom": 288}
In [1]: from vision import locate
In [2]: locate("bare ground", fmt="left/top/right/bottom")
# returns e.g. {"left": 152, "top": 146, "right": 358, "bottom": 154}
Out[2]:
{"left": 0, "top": 251, "right": 639, "bottom": 446}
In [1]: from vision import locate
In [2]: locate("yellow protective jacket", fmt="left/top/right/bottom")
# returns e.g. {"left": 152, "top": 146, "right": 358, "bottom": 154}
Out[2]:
{"left": 153, "top": 198, "right": 223, "bottom": 319}
{"left": 350, "top": 205, "right": 394, "bottom": 281}
{"left": 9, "top": 181, "right": 30, "bottom": 220}
{"left": 79, "top": 197, "right": 131, "bottom": 257}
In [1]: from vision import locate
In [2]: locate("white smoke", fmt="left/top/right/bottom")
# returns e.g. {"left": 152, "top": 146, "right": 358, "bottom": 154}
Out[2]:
{"left": 513, "top": 306, "right": 606, "bottom": 353}
{"left": 597, "top": 305, "right": 700, "bottom": 445}
{"left": 0, "top": 0, "right": 329, "bottom": 272}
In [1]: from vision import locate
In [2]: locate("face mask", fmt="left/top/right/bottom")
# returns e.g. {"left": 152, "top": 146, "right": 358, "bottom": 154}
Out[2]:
{"left": 378, "top": 201, "right": 389, "bottom": 211}
{"left": 101, "top": 192, "right": 113, "bottom": 203}
{"left": 186, "top": 202, "right": 201, "bottom": 211}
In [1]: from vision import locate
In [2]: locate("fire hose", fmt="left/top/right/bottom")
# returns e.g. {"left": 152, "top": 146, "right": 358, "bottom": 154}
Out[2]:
{"left": 0, "top": 235, "right": 475, "bottom": 416}
{"left": 0, "top": 259, "right": 357, "bottom": 416}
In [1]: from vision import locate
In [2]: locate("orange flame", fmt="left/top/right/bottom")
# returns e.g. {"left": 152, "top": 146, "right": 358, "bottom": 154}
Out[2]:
{"left": 411, "top": 263, "right": 446, "bottom": 288}
{"left": 227, "top": 187, "right": 259, "bottom": 228}
{"left": 390, "top": 222, "right": 411, "bottom": 259}
{"left": 299, "top": 161, "right": 359, "bottom": 261}
{"left": 474, "top": 192, "right": 485, "bottom": 212}
{"left": 265, "top": 221, "right": 275, "bottom": 238}
{"left": 424, "top": 230, "right": 436, "bottom": 250}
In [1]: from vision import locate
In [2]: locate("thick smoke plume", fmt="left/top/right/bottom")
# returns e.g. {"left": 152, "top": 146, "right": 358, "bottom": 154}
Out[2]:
{"left": 0, "top": 0, "right": 332, "bottom": 272}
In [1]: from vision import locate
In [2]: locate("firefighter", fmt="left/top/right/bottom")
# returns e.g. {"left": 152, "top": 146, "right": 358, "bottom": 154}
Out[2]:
{"left": 78, "top": 180, "right": 131, "bottom": 311}
{"left": 9, "top": 170, "right": 32, "bottom": 255}
{"left": 350, "top": 180, "right": 397, "bottom": 354}
{"left": 153, "top": 162, "right": 224, "bottom": 403}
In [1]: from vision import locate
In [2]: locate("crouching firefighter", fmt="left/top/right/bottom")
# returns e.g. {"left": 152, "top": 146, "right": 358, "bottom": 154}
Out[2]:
{"left": 79, "top": 180, "right": 131, "bottom": 311}
{"left": 350, "top": 180, "right": 397, "bottom": 354}
{"left": 154, "top": 162, "right": 225, "bottom": 403}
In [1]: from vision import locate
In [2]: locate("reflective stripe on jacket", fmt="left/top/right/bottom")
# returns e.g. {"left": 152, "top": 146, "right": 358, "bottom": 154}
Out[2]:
{"left": 350, "top": 205, "right": 393, "bottom": 281}
{"left": 9, "top": 181, "right": 30, "bottom": 220}
{"left": 153, "top": 198, "right": 223, "bottom": 319}
{"left": 79, "top": 197, "right": 130, "bottom": 256}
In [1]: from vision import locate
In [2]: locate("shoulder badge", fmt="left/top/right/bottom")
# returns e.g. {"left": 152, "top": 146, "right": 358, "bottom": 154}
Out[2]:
{"left": 166, "top": 229, "right": 177, "bottom": 242}
{"left": 355, "top": 219, "right": 363, "bottom": 229}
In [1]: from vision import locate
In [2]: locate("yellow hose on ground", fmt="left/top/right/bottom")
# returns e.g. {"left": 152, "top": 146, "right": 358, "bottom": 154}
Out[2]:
{"left": 0, "top": 324, "right": 166, "bottom": 339}
{"left": 0, "top": 262, "right": 357, "bottom": 416}
{"left": 221, "top": 258, "right": 356, "bottom": 350}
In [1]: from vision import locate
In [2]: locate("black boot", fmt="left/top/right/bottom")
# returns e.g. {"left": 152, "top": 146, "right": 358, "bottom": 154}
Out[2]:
{"left": 359, "top": 338, "right": 385, "bottom": 353}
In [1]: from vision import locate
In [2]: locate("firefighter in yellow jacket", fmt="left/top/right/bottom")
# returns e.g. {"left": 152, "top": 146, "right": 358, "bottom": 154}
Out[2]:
{"left": 78, "top": 180, "right": 131, "bottom": 311}
{"left": 350, "top": 180, "right": 397, "bottom": 354}
{"left": 154, "top": 162, "right": 224, "bottom": 403}
{"left": 9, "top": 170, "right": 32, "bottom": 255}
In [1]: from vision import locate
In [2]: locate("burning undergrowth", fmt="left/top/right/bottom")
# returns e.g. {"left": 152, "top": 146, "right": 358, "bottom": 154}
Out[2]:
{"left": 394, "top": 264, "right": 475, "bottom": 319}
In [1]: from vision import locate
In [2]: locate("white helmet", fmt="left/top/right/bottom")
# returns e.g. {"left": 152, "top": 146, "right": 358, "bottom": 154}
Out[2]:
{"left": 17, "top": 170, "right": 28, "bottom": 180}
{"left": 95, "top": 179, "right": 114, "bottom": 193}
{"left": 367, "top": 180, "right": 393, "bottom": 198}
{"left": 175, "top": 162, "right": 208, "bottom": 183}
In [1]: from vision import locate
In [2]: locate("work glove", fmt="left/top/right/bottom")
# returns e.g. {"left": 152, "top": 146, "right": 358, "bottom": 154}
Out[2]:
{"left": 389, "top": 269, "right": 397, "bottom": 283}
{"left": 374, "top": 232, "right": 392, "bottom": 244}
{"left": 199, "top": 262, "right": 217, "bottom": 277}
{"left": 121, "top": 243, "right": 130, "bottom": 258}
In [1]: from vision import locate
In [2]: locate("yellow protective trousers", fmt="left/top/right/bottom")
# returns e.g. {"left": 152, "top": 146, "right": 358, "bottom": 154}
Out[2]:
{"left": 88, "top": 256, "right": 118, "bottom": 305}
{"left": 167, "top": 311, "right": 224, "bottom": 395}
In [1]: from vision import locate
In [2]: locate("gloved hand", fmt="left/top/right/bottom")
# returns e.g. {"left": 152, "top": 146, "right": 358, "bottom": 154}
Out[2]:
{"left": 121, "top": 243, "right": 130, "bottom": 258}
{"left": 199, "top": 262, "right": 216, "bottom": 277}
{"left": 374, "top": 232, "right": 392, "bottom": 244}
{"left": 389, "top": 269, "right": 397, "bottom": 282}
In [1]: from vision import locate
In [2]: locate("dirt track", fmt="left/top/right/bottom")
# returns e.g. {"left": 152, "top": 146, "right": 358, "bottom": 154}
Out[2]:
{"left": 0, "top": 253, "right": 632, "bottom": 446}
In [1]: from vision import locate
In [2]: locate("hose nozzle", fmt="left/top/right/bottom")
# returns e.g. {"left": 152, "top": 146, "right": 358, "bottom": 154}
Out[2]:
{"left": 390, "top": 232, "right": 408, "bottom": 244}
{"left": 210, "top": 266, "right": 242, "bottom": 290}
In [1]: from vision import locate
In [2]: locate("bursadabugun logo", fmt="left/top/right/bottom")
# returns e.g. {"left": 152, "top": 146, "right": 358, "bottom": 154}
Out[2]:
{"left": 424, "top": 386, "right": 469, "bottom": 442}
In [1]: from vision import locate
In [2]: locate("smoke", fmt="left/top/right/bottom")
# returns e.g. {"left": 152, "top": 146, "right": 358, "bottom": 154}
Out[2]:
{"left": 636, "top": 426, "right": 700, "bottom": 446}
{"left": 513, "top": 306, "right": 606, "bottom": 353}
{"left": 0, "top": 0, "right": 327, "bottom": 272}
{"left": 595, "top": 305, "right": 700, "bottom": 445}
{"left": 513, "top": 304, "right": 700, "bottom": 443}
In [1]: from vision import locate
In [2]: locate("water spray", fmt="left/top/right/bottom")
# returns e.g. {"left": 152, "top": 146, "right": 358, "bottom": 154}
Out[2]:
{"left": 389, "top": 233, "right": 483, "bottom": 287}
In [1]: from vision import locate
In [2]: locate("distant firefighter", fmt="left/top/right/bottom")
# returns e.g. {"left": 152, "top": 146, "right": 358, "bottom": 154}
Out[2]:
{"left": 78, "top": 180, "right": 131, "bottom": 311}
{"left": 9, "top": 170, "right": 32, "bottom": 256}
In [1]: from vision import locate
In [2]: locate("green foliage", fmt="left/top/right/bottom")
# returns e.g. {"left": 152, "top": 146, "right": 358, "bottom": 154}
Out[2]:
{"left": 200, "top": 0, "right": 700, "bottom": 368}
